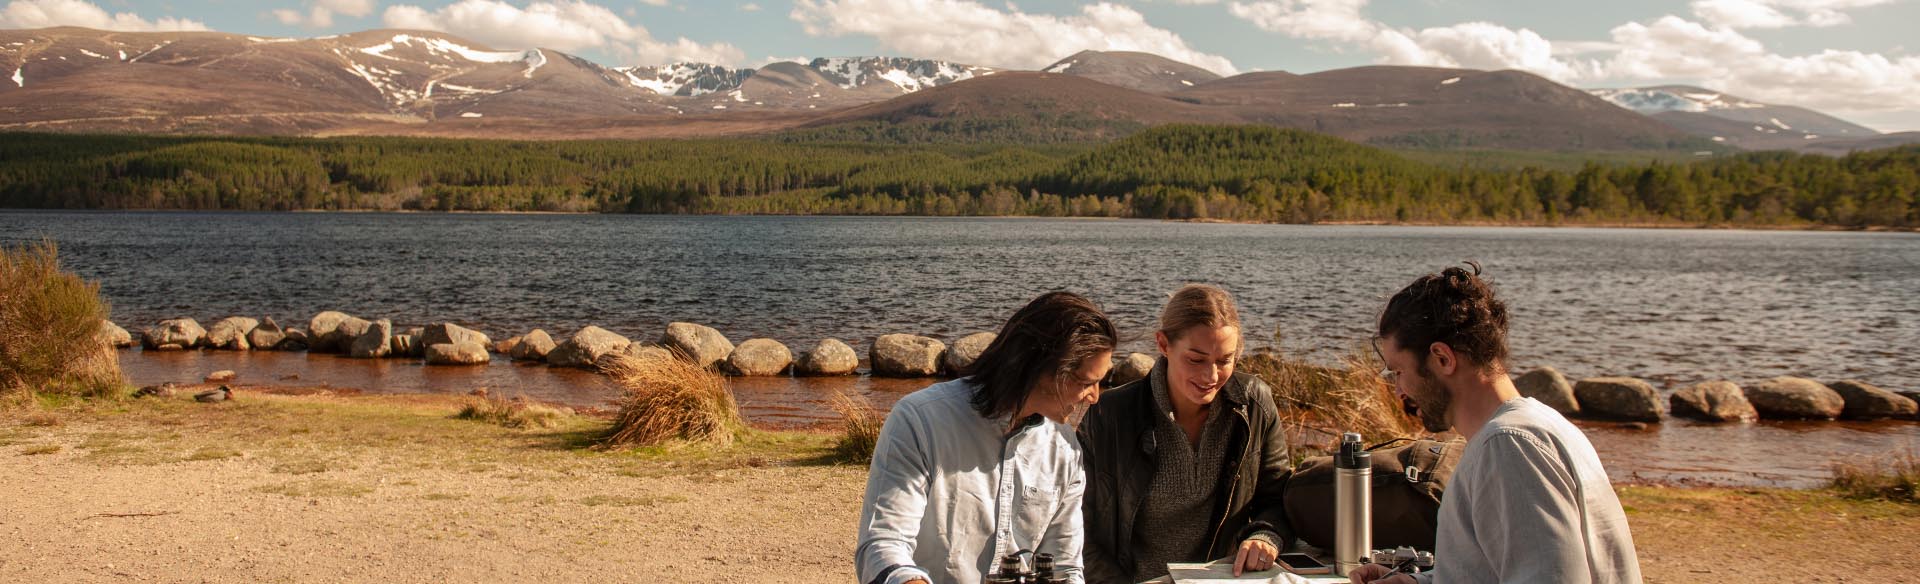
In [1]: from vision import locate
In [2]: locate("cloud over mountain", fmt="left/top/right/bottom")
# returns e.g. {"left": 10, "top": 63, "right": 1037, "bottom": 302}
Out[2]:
{"left": 790, "top": 0, "right": 1238, "bottom": 75}
{"left": 382, "top": 0, "right": 744, "bottom": 65}
{"left": 0, "top": 0, "right": 206, "bottom": 31}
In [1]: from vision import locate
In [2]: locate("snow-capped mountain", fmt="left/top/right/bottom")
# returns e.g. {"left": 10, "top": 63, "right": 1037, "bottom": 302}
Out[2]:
{"left": 616, "top": 57, "right": 995, "bottom": 100}
{"left": 806, "top": 57, "right": 995, "bottom": 93}
{"left": 1590, "top": 86, "right": 1769, "bottom": 114}
{"left": 1590, "top": 85, "right": 1881, "bottom": 150}
{"left": 614, "top": 63, "right": 751, "bottom": 97}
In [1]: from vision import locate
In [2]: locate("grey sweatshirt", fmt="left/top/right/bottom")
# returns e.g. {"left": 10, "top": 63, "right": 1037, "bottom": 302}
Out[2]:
{"left": 1413, "top": 397, "right": 1642, "bottom": 584}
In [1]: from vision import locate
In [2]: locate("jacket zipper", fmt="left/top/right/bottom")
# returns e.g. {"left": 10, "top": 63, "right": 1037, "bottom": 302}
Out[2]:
{"left": 1203, "top": 405, "right": 1253, "bottom": 556}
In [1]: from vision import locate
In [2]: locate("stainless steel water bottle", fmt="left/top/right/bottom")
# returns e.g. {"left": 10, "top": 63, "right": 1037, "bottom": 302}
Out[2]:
{"left": 1334, "top": 432, "right": 1372, "bottom": 577}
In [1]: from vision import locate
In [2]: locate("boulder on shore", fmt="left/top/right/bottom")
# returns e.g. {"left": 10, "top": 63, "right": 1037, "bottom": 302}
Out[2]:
{"left": 142, "top": 318, "right": 206, "bottom": 351}
{"left": 308, "top": 311, "right": 371, "bottom": 354}
{"left": 1669, "top": 381, "right": 1756, "bottom": 422}
{"left": 205, "top": 316, "right": 259, "bottom": 351}
{"left": 871, "top": 334, "right": 946, "bottom": 377}
{"left": 280, "top": 329, "right": 310, "bottom": 352}
{"left": 660, "top": 322, "right": 735, "bottom": 369}
{"left": 727, "top": 339, "right": 793, "bottom": 376}
{"left": 1514, "top": 367, "right": 1579, "bottom": 415}
{"left": 96, "top": 321, "right": 133, "bottom": 348}
{"left": 1108, "top": 353, "right": 1157, "bottom": 387}
{"left": 1745, "top": 377, "right": 1845, "bottom": 420}
{"left": 391, "top": 333, "right": 418, "bottom": 359}
{"left": 1572, "top": 377, "right": 1664, "bottom": 422}
{"left": 511, "top": 329, "right": 557, "bottom": 362}
{"left": 548, "top": 326, "right": 632, "bottom": 369}
{"left": 421, "top": 323, "right": 492, "bottom": 351}
{"left": 1828, "top": 380, "right": 1918, "bottom": 420}
{"left": 943, "top": 332, "right": 996, "bottom": 376}
{"left": 247, "top": 318, "right": 287, "bottom": 351}
{"left": 795, "top": 339, "right": 859, "bottom": 376}
{"left": 205, "top": 370, "right": 236, "bottom": 383}
{"left": 425, "top": 342, "right": 490, "bottom": 365}
{"left": 623, "top": 343, "right": 675, "bottom": 362}
{"left": 349, "top": 319, "right": 393, "bottom": 359}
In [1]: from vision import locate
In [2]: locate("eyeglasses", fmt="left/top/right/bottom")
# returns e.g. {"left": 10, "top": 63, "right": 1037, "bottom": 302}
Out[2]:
{"left": 1370, "top": 338, "right": 1399, "bottom": 384}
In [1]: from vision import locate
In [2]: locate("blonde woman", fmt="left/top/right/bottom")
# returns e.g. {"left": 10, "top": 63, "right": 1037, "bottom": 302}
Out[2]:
{"left": 1078, "top": 284, "right": 1290, "bottom": 583}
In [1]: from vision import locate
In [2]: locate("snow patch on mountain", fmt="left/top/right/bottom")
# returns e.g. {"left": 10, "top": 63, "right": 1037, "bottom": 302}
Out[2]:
{"left": 10, "top": 68, "right": 21, "bottom": 88}
{"left": 77, "top": 49, "right": 106, "bottom": 59}
{"left": 1045, "top": 60, "right": 1075, "bottom": 73}
{"left": 617, "top": 63, "right": 750, "bottom": 96}
{"left": 808, "top": 57, "right": 991, "bottom": 92}
{"left": 1590, "top": 87, "right": 1765, "bottom": 114}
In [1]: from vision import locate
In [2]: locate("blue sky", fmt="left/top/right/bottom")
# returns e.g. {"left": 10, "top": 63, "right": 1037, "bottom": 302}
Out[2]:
{"left": 9, "top": 0, "right": 1919, "bottom": 130}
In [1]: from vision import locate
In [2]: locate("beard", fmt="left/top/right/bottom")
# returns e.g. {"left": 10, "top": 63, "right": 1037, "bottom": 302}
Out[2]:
{"left": 1403, "top": 368, "right": 1454, "bottom": 433}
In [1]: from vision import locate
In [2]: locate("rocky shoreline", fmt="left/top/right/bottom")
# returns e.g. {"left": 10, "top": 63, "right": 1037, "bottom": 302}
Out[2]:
{"left": 98, "top": 313, "right": 1920, "bottom": 425}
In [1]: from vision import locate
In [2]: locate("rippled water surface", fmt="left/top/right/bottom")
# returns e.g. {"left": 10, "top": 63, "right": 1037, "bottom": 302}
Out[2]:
{"left": 9, "top": 211, "right": 1919, "bottom": 487}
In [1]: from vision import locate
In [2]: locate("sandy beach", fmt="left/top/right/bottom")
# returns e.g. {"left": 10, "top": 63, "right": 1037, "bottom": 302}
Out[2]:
{"left": 4, "top": 387, "right": 1916, "bottom": 583}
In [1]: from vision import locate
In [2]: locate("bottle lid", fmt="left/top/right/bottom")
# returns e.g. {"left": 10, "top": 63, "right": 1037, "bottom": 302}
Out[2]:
{"left": 1336, "top": 432, "right": 1371, "bottom": 469}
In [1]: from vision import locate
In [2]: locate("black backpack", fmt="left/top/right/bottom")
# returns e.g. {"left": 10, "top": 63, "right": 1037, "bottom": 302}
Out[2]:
{"left": 1280, "top": 437, "right": 1463, "bottom": 552}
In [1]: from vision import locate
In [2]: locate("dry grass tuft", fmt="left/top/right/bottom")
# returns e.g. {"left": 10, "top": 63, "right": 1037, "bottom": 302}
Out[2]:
{"left": 455, "top": 395, "right": 570, "bottom": 430}
{"left": 1831, "top": 449, "right": 1920, "bottom": 503}
{"left": 1239, "top": 341, "right": 1424, "bottom": 462}
{"left": 600, "top": 353, "right": 746, "bottom": 449}
{"left": 829, "top": 391, "right": 882, "bottom": 464}
{"left": 0, "top": 240, "right": 124, "bottom": 399}
{"left": 21, "top": 412, "right": 63, "bottom": 427}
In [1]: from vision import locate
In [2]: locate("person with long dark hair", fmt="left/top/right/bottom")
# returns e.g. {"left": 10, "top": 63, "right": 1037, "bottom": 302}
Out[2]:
{"left": 855, "top": 291, "right": 1118, "bottom": 584}
{"left": 1079, "top": 284, "right": 1291, "bottom": 583}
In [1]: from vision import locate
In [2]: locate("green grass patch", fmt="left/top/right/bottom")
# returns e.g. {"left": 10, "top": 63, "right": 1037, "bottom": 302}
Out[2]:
{"left": 1831, "top": 450, "right": 1920, "bottom": 504}
{"left": 185, "top": 446, "right": 243, "bottom": 461}
{"left": 455, "top": 396, "right": 572, "bottom": 430}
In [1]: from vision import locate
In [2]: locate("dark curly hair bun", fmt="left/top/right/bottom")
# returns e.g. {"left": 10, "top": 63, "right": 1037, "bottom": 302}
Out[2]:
{"left": 1377, "top": 260, "right": 1510, "bottom": 370}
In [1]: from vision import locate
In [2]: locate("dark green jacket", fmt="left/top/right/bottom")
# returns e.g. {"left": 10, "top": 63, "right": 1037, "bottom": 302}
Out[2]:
{"left": 1077, "top": 363, "right": 1291, "bottom": 583}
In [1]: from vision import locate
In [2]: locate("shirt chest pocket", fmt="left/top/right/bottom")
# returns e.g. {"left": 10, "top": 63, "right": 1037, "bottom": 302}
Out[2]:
{"left": 1014, "top": 481, "right": 1061, "bottom": 541}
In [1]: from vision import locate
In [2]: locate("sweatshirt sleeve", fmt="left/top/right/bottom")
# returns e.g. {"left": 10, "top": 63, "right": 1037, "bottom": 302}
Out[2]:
{"left": 856, "top": 406, "right": 935, "bottom": 584}
{"left": 1473, "top": 431, "right": 1592, "bottom": 584}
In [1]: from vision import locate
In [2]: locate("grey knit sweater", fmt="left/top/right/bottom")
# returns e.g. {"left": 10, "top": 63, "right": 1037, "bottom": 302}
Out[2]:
{"left": 1130, "top": 364, "right": 1236, "bottom": 580}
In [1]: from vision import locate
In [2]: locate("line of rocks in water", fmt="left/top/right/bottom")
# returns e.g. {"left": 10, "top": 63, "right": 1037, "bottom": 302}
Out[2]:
{"left": 100, "top": 317, "right": 1915, "bottom": 423}
{"left": 1513, "top": 366, "right": 1920, "bottom": 424}
{"left": 97, "top": 314, "right": 1029, "bottom": 380}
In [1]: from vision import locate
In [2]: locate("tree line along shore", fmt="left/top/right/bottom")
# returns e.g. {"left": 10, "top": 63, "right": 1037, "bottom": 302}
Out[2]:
{"left": 107, "top": 310, "right": 1920, "bottom": 427}
{"left": 2, "top": 125, "right": 1916, "bottom": 228}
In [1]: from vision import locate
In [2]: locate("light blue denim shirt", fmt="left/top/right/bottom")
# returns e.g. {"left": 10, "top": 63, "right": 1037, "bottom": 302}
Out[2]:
{"left": 855, "top": 379, "right": 1087, "bottom": 584}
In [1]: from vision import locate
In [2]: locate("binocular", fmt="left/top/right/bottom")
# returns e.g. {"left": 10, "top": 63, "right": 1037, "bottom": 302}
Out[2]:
{"left": 984, "top": 551, "right": 1070, "bottom": 584}
{"left": 1368, "top": 546, "right": 1436, "bottom": 575}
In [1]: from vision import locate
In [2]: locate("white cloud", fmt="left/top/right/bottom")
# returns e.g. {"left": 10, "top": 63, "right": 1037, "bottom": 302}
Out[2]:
{"left": 740, "top": 2, "right": 762, "bottom": 11}
{"left": 790, "top": 0, "right": 1238, "bottom": 74}
{"left": 321, "top": 0, "right": 379, "bottom": 18}
{"left": 0, "top": 0, "right": 207, "bottom": 31}
{"left": 1591, "top": 15, "right": 1920, "bottom": 113}
{"left": 383, "top": 0, "right": 742, "bottom": 65}
{"left": 268, "top": 0, "right": 376, "bottom": 29}
{"left": 1227, "top": 0, "right": 1377, "bottom": 43}
{"left": 1224, "top": 0, "right": 1920, "bottom": 122}
{"left": 1228, "top": 1, "right": 1576, "bottom": 79}
{"left": 1690, "top": 0, "right": 1897, "bottom": 29}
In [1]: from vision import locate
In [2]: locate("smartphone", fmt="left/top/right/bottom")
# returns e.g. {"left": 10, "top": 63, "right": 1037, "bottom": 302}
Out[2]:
{"left": 1277, "top": 553, "right": 1331, "bottom": 575}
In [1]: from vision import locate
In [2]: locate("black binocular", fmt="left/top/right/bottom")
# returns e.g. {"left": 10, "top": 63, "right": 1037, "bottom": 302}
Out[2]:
{"left": 984, "top": 551, "right": 1070, "bottom": 584}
